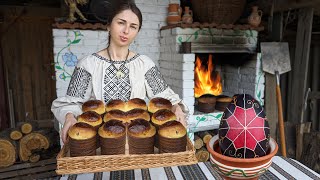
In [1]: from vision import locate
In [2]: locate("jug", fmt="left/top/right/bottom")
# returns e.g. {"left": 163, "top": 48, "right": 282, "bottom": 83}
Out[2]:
{"left": 248, "top": 6, "right": 263, "bottom": 27}
{"left": 182, "top": 6, "right": 193, "bottom": 24}
{"left": 167, "top": 3, "right": 182, "bottom": 25}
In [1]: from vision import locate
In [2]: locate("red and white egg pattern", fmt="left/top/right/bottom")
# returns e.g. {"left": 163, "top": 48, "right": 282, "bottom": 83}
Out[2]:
{"left": 219, "top": 94, "right": 270, "bottom": 158}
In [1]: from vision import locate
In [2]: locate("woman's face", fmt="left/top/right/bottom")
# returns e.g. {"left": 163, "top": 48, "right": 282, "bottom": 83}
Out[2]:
{"left": 109, "top": 9, "right": 140, "bottom": 47}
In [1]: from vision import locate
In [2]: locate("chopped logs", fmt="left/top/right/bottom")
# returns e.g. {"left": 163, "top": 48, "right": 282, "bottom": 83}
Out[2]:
{"left": 0, "top": 122, "right": 58, "bottom": 168}
{"left": 194, "top": 130, "right": 217, "bottom": 162}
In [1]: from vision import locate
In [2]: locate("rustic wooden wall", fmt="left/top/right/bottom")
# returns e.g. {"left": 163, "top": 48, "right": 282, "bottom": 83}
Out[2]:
{"left": 0, "top": 7, "right": 58, "bottom": 126}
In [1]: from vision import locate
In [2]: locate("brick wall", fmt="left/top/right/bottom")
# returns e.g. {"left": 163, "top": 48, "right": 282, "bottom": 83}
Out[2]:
{"left": 159, "top": 27, "right": 265, "bottom": 133}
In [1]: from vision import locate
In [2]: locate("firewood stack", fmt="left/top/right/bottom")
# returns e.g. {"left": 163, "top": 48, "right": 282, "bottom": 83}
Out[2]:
{"left": 194, "top": 130, "right": 217, "bottom": 162}
{"left": 0, "top": 122, "right": 59, "bottom": 168}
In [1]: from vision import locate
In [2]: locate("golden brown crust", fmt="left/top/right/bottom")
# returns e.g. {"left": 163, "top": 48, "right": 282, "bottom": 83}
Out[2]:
{"left": 105, "top": 100, "right": 126, "bottom": 112}
{"left": 68, "top": 122, "right": 97, "bottom": 140}
{"left": 126, "top": 109, "right": 150, "bottom": 123}
{"left": 103, "top": 109, "right": 150, "bottom": 123}
{"left": 82, "top": 100, "right": 105, "bottom": 115}
{"left": 105, "top": 98, "right": 147, "bottom": 112}
{"left": 98, "top": 120, "right": 126, "bottom": 138}
{"left": 78, "top": 111, "right": 103, "bottom": 127}
{"left": 127, "top": 98, "right": 147, "bottom": 111}
{"left": 216, "top": 96, "right": 233, "bottom": 103}
{"left": 158, "top": 121, "right": 187, "bottom": 138}
{"left": 148, "top": 97, "right": 172, "bottom": 113}
{"left": 151, "top": 109, "right": 176, "bottom": 125}
{"left": 128, "top": 119, "right": 156, "bottom": 138}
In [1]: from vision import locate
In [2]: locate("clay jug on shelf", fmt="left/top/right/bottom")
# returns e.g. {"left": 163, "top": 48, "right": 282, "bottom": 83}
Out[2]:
{"left": 167, "top": 3, "right": 182, "bottom": 25}
{"left": 182, "top": 6, "right": 193, "bottom": 24}
{"left": 248, "top": 6, "right": 263, "bottom": 27}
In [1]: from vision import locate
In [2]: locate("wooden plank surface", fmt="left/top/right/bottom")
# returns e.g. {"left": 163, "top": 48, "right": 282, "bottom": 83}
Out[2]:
{"left": 265, "top": 74, "right": 278, "bottom": 141}
{"left": 0, "top": 10, "right": 56, "bottom": 124}
{"left": 289, "top": 8, "right": 313, "bottom": 124}
{"left": 0, "top": 158, "right": 58, "bottom": 179}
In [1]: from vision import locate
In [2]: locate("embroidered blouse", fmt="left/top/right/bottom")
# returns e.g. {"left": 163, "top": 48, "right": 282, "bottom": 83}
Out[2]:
{"left": 51, "top": 53, "right": 189, "bottom": 124}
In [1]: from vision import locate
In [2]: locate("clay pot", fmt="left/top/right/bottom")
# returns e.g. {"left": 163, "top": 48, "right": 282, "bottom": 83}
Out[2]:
{"left": 248, "top": 6, "right": 263, "bottom": 27}
{"left": 182, "top": 6, "right": 193, "bottom": 24}
{"left": 167, "top": 3, "right": 182, "bottom": 25}
{"left": 206, "top": 135, "right": 278, "bottom": 180}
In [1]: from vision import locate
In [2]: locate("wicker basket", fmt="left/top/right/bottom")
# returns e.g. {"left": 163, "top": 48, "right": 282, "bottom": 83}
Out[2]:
{"left": 192, "top": 0, "right": 246, "bottom": 24}
{"left": 56, "top": 137, "right": 197, "bottom": 174}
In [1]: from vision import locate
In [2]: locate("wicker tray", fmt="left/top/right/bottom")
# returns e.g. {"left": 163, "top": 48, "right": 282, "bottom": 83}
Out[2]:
{"left": 56, "top": 138, "right": 197, "bottom": 175}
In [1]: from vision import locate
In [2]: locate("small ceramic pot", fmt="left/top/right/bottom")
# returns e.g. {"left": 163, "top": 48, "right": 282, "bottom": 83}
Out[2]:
{"left": 206, "top": 135, "right": 278, "bottom": 180}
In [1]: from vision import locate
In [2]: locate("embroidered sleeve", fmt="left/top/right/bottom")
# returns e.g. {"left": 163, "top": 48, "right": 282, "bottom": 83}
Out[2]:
{"left": 66, "top": 67, "right": 92, "bottom": 99}
{"left": 145, "top": 66, "right": 168, "bottom": 95}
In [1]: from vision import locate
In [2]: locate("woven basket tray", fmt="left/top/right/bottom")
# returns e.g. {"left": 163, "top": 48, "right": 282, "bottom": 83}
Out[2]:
{"left": 56, "top": 138, "right": 197, "bottom": 175}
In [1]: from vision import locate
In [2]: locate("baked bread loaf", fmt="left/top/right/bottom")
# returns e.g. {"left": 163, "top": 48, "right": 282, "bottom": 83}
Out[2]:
{"left": 68, "top": 122, "right": 97, "bottom": 140}
{"left": 78, "top": 111, "right": 103, "bottom": 128}
{"left": 68, "top": 122, "right": 97, "bottom": 157}
{"left": 103, "top": 109, "right": 150, "bottom": 124}
{"left": 99, "top": 120, "right": 126, "bottom": 155}
{"left": 128, "top": 119, "right": 156, "bottom": 154}
{"left": 148, "top": 97, "right": 172, "bottom": 113}
{"left": 158, "top": 121, "right": 187, "bottom": 139}
{"left": 128, "top": 119, "right": 156, "bottom": 138}
{"left": 151, "top": 109, "right": 176, "bottom": 126}
{"left": 98, "top": 120, "right": 126, "bottom": 138}
{"left": 105, "top": 98, "right": 147, "bottom": 112}
{"left": 82, "top": 100, "right": 105, "bottom": 115}
{"left": 215, "top": 96, "right": 233, "bottom": 111}
{"left": 158, "top": 121, "right": 187, "bottom": 153}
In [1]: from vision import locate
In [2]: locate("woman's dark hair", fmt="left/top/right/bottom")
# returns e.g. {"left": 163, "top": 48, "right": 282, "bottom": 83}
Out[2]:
{"left": 91, "top": 0, "right": 142, "bottom": 30}
{"left": 109, "top": 1, "right": 143, "bottom": 30}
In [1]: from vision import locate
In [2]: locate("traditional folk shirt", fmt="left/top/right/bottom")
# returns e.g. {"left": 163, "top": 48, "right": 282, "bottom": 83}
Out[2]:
{"left": 51, "top": 53, "right": 188, "bottom": 124}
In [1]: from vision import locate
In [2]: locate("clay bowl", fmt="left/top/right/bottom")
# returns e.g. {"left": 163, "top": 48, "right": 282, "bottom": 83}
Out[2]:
{"left": 206, "top": 135, "right": 278, "bottom": 180}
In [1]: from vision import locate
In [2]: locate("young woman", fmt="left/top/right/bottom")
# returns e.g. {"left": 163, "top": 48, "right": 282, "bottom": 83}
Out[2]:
{"left": 52, "top": 2, "right": 189, "bottom": 144}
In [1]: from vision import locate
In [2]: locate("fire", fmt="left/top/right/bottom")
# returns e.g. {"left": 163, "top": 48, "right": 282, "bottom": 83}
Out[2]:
{"left": 194, "top": 54, "right": 222, "bottom": 98}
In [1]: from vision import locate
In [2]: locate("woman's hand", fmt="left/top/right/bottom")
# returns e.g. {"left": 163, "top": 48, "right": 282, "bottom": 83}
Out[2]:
{"left": 172, "top": 104, "right": 187, "bottom": 127}
{"left": 61, "top": 113, "right": 77, "bottom": 144}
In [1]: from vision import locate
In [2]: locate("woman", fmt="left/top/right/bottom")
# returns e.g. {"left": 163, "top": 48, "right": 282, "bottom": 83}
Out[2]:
{"left": 52, "top": 2, "right": 189, "bottom": 144}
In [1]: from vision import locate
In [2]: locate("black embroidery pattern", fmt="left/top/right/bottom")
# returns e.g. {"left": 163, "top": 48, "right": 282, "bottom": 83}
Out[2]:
{"left": 103, "top": 64, "right": 131, "bottom": 103}
{"left": 66, "top": 67, "right": 92, "bottom": 99}
{"left": 145, "top": 66, "right": 168, "bottom": 95}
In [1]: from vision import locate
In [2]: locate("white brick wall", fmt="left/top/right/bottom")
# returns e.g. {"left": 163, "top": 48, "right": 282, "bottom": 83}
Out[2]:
{"left": 53, "top": 1, "right": 173, "bottom": 97}
{"left": 159, "top": 27, "right": 265, "bottom": 118}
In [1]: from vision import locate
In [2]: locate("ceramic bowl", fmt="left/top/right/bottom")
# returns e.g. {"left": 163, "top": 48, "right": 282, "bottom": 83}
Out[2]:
{"left": 206, "top": 135, "right": 278, "bottom": 180}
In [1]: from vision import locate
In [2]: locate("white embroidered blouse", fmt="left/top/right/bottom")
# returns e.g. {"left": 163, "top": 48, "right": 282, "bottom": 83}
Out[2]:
{"left": 51, "top": 53, "right": 189, "bottom": 124}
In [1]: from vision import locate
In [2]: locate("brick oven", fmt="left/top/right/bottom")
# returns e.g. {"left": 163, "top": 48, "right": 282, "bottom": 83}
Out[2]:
{"left": 159, "top": 27, "right": 265, "bottom": 138}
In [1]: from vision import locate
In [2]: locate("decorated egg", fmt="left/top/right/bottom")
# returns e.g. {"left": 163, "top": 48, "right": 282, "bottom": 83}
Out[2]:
{"left": 219, "top": 94, "right": 270, "bottom": 158}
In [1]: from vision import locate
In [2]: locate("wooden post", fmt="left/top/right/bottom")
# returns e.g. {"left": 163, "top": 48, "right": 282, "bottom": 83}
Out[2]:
{"left": 289, "top": 8, "right": 313, "bottom": 124}
{"left": 311, "top": 46, "right": 319, "bottom": 131}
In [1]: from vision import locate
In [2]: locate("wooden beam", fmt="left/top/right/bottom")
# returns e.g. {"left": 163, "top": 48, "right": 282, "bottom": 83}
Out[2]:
{"left": 0, "top": 6, "right": 61, "bottom": 18}
{"left": 311, "top": 47, "right": 320, "bottom": 131}
{"left": 274, "top": 0, "right": 320, "bottom": 12}
{"left": 265, "top": 12, "right": 283, "bottom": 142}
{"left": 289, "top": 8, "right": 313, "bottom": 124}
{"left": 265, "top": 74, "right": 278, "bottom": 140}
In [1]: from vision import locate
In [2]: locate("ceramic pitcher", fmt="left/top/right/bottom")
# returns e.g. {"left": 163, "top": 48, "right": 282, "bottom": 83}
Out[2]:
{"left": 167, "top": 3, "right": 182, "bottom": 25}
{"left": 182, "top": 6, "right": 193, "bottom": 24}
{"left": 248, "top": 6, "right": 263, "bottom": 27}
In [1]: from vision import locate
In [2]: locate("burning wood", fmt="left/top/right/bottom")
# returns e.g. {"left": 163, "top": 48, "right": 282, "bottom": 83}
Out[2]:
{"left": 194, "top": 54, "right": 222, "bottom": 98}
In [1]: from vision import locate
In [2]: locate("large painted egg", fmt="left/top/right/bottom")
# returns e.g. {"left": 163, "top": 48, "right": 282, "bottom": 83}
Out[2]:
{"left": 219, "top": 94, "right": 270, "bottom": 158}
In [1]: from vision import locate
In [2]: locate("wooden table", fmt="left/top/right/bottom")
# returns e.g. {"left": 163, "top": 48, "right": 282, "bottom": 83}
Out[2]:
{"left": 59, "top": 156, "right": 320, "bottom": 180}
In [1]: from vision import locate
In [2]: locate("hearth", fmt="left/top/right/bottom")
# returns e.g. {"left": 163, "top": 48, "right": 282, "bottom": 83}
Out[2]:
{"left": 159, "top": 27, "right": 265, "bottom": 136}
